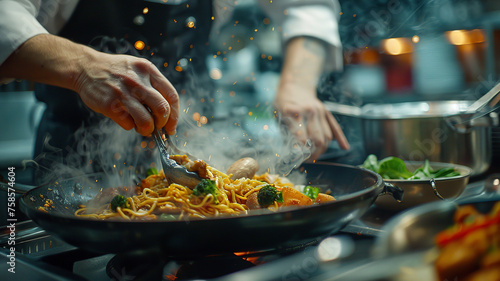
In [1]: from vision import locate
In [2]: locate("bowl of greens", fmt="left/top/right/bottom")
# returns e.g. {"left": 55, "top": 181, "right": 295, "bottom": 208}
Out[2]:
{"left": 361, "top": 155, "right": 472, "bottom": 210}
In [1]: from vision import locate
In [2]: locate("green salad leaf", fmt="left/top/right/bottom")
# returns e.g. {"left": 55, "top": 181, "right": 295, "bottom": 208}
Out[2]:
{"left": 377, "top": 157, "right": 414, "bottom": 179}
{"left": 361, "top": 155, "right": 460, "bottom": 180}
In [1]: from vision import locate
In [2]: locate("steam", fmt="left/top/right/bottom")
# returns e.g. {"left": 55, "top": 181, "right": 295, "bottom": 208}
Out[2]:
{"left": 34, "top": 118, "right": 151, "bottom": 188}
{"left": 33, "top": 94, "right": 312, "bottom": 190}
{"left": 174, "top": 105, "right": 312, "bottom": 177}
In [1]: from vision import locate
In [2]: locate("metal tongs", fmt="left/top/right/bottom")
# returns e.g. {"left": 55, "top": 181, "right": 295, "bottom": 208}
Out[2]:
{"left": 152, "top": 128, "right": 202, "bottom": 189}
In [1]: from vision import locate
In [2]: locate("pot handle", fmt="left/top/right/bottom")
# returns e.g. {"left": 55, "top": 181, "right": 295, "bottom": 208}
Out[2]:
{"left": 429, "top": 178, "right": 445, "bottom": 200}
{"left": 323, "top": 101, "right": 363, "bottom": 117}
{"left": 379, "top": 182, "right": 404, "bottom": 202}
{"left": 447, "top": 111, "right": 499, "bottom": 132}
{"left": 0, "top": 181, "right": 37, "bottom": 194}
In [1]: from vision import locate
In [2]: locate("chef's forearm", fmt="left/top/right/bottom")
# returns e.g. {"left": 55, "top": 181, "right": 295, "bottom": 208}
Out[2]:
{"left": 279, "top": 36, "right": 328, "bottom": 95}
{"left": 0, "top": 33, "right": 91, "bottom": 92}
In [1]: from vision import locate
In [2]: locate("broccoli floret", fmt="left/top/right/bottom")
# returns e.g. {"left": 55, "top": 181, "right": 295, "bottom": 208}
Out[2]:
{"left": 193, "top": 179, "right": 219, "bottom": 203}
{"left": 303, "top": 186, "right": 320, "bottom": 200}
{"left": 257, "top": 185, "right": 283, "bottom": 207}
{"left": 110, "top": 195, "right": 130, "bottom": 211}
{"left": 146, "top": 167, "right": 159, "bottom": 176}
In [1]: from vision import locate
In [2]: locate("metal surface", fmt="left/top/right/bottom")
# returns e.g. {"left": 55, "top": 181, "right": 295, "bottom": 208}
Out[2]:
{"left": 152, "top": 129, "right": 202, "bottom": 189}
{"left": 464, "top": 81, "right": 500, "bottom": 115}
{"left": 374, "top": 161, "right": 472, "bottom": 211}
{"left": 18, "top": 163, "right": 401, "bottom": 256}
{"left": 325, "top": 100, "right": 495, "bottom": 176}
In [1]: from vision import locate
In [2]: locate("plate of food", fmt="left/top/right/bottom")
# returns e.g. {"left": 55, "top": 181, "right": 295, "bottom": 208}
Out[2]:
{"left": 372, "top": 197, "right": 500, "bottom": 281}
{"left": 361, "top": 155, "right": 472, "bottom": 210}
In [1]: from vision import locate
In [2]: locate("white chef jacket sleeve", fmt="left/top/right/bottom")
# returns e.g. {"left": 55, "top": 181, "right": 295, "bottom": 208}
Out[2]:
{"left": 0, "top": 0, "right": 48, "bottom": 65}
{"left": 258, "top": 0, "right": 343, "bottom": 72}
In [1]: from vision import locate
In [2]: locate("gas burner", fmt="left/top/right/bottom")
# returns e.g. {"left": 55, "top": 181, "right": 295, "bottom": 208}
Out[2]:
{"left": 106, "top": 250, "right": 167, "bottom": 280}
{"left": 105, "top": 238, "right": 322, "bottom": 280}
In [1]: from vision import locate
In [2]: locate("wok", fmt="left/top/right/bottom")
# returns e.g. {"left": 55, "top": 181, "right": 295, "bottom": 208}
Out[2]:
{"left": 4, "top": 163, "right": 403, "bottom": 256}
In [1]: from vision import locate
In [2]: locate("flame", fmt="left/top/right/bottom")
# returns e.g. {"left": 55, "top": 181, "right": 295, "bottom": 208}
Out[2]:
{"left": 233, "top": 252, "right": 265, "bottom": 265}
{"left": 164, "top": 275, "right": 177, "bottom": 281}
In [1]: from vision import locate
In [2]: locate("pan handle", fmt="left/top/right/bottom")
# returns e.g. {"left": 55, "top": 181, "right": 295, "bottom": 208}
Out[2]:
{"left": 379, "top": 182, "right": 404, "bottom": 202}
{"left": 0, "top": 181, "right": 37, "bottom": 194}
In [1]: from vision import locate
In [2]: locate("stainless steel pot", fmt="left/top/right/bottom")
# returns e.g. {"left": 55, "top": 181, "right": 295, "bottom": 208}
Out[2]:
{"left": 325, "top": 100, "right": 498, "bottom": 176}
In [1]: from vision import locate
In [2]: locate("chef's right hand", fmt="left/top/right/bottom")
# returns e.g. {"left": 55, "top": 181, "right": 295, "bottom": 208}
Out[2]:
{"left": 74, "top": 52, "right": 179, "bottom": 136}
{"left": 0, "top": 34, "right": 179, "bottom": 137}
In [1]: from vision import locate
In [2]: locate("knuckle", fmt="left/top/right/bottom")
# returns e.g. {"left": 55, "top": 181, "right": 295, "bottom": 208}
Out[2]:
{"left": 156, "top": 99, "right": 171, "bottom": 114}
{"left": 136, "top": 58, "right": 154, "bottom": 70}
{"left": 165, "top": 89, "right": 179, "bottom": 103}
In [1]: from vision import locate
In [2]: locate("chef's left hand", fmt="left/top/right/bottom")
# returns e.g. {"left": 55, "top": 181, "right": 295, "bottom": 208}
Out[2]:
{"left": 275, "top": 37, "right": 349, "bottom": 162}
{"left": 274, "top": 81, "right": 349, "bottom": 162}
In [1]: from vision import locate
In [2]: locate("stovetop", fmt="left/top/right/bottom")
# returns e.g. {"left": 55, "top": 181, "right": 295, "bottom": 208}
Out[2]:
{"left": 0, "top": 174, "right": 492, "bottom": 281}
{"left": 0, "top": 221, "right": 377, "bottom": 281}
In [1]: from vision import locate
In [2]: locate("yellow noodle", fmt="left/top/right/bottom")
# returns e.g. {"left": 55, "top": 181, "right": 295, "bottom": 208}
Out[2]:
{"left": 75, "top": 156, "right": 312, "bottom": 220}
{"left": 116, "top": 207, "right": 131, "bottom": 220}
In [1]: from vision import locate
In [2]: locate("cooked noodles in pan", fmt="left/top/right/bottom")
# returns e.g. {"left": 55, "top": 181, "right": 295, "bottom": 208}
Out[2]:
{"left": 74, "top": 155, "right": 336, "bottom": 220}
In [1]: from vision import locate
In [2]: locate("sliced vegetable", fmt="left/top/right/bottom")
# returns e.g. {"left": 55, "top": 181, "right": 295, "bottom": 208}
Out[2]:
{"left": 303, "top": 186, "right": 320, "bottom": 200}
{"left": 146, "top": 167, "right": 159, "bottom": 176}
{"left": 435, "top": 215, "right": 500, "bottom": 247}
{"left": 281, "top": 187, "right": 313, "bottom": 206}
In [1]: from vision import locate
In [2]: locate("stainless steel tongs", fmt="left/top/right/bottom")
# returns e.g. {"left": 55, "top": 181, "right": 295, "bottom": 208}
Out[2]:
{"left": 151, "top": 128, "right": 202, "bottom": 189}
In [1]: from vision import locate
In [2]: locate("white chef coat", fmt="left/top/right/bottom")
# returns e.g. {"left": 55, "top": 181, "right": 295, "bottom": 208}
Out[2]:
{"left": 0, "top": 0, "right": 343, "bottom": 72}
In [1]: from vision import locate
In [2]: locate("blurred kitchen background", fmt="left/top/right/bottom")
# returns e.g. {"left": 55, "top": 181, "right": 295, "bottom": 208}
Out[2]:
{"left": 2, "top": 0, "right": 500, "bottom": 185}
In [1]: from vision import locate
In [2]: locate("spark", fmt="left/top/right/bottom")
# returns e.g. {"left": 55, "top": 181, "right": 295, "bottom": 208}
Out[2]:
{"left": 134, "top": 41, "right": 145, "bottom": 50}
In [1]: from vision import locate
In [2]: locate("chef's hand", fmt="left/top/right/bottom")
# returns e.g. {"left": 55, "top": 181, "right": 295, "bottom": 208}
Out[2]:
{"left": 0, "top": 34, "right": 179, "bottom": 136}
{"left": 74, "top": 52, "right": 179, "bottom": 136}
{"left": 275, "top": 81, "right": 349, "bottom": 162}
{"left": 276, "top": 37, "right": 349, "bottom": 162}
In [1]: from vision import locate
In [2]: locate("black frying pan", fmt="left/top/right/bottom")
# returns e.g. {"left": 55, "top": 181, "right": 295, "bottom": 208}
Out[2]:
{"left": 6, "top": 163, "right": 402, "bottom": 256}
